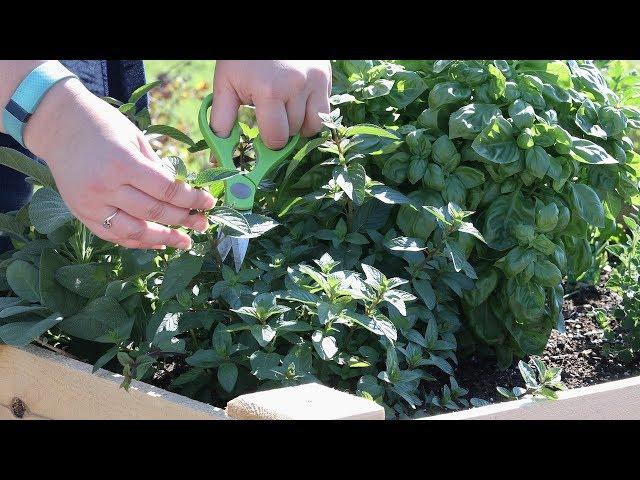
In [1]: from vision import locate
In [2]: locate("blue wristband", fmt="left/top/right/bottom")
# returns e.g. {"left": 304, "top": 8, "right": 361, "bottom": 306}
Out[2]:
{"left": 3, "top": 61, "right": 78, "bottom": 148}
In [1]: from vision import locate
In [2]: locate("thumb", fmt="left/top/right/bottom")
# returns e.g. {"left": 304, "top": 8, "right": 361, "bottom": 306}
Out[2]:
{"left": 210, "top": 82, "right": 241, "bottom": 138}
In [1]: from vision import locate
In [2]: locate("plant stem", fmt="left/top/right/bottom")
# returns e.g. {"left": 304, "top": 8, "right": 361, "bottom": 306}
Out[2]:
{"left": 189, "top": 329, "right": 199, "bottom": 349}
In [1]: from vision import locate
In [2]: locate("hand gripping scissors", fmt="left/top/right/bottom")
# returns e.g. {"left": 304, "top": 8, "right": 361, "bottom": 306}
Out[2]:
{"left": 198, "top": 93, "right": 299, "bottom": 271}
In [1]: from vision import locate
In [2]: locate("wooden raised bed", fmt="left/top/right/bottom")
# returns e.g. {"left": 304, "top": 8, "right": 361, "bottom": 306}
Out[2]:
{"left": 423, "top": 375, "right": 640, "bottom": 420}
{"left": 0, "top": 344, "right": 383, "bottom": 420}
{"left": 2, "top": 343, "right": 639, "bottom": 420}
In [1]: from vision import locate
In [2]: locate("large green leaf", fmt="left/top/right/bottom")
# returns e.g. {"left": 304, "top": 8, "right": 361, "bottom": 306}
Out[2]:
{"left": 39, "top": 248, "right": 86, "bottom": 316}
{"left": 6, "top": 260, "right": 40, "bottom": 303}
{"left": 569, "top": 138, "right": 617, "bottom": 165}
{"left": 0, "top": 212, "right": 25, "bottom": 241}
{"left": 387, "top": 70, "right": 428, "bottom": 108}
{"left": 449, "top": 103, "right": 501, "bottom": 140}
{"left": 471, "top": 117, "right": 520, "bottom": 164}
{"left": 159, "top": 252, "right": 204, "bottom": 301}
{"left": 428, "top": 82, "right": 471, "bottom": 109}
{"left": 29, "top": 187, "right": 74, "bottom": 234}
{"left": 0, "top": 147, "right": 56, "bottom": 187}
{"left": 570, "top": 183, "right": 605, "bottom": 228}
{"left": 55, "top": 262, "right": 111, "bottom": 299}
{"left": 0, "top": 312, "right": 63, "bottom": 346}
{"left": 482, "top": 191, "right": 535, "bottom": 250}
{"left": 58, "top": 296, "right": 132, "bottom": 343}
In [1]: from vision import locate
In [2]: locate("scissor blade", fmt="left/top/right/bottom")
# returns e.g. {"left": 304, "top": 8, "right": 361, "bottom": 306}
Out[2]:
{"left": 217, "top": 230, "right": 232, "bottom": 261}
{"left": 231, "top": 237, "right": 249, "bottom": 272}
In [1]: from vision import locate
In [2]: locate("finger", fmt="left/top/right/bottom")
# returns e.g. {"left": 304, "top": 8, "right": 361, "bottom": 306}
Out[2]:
{"left": 210, "top": 82, "right": 241, "bottom": 138}
{"left": 127, "top": 153, "right": 215, "bottom": 211}
{"left": 301, "top": 89, "right": 331, "bottom": 138}
{"left": 116, "top": 239, "right": 167, "bottom": 250}
{"left": 112, "top": 185, "right": 208, "bottom": 232}
{"left": 254, "top": 97, "right": 289, "bottom": 150}
{"left": 130, "top": 243, "right": 167, "bottom": 250}
{"left": 137, "top": 132, "right": 160, "bottom": 162}
{"left": 81, "top": 218, "right": 164, "bottom": 250}
{"left": 285, "top": 94, "right": 308, "bottom": 136}
{"left": 96, "top": 208, "right": 192, "bottom": 250}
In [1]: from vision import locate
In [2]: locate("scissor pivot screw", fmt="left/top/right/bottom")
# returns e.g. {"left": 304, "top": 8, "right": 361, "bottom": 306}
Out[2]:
{"left": 230, "top": 183, "right": 252, "bottom": 199}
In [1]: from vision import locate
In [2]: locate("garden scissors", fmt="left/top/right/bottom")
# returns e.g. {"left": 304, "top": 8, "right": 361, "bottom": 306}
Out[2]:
{"left": 198, "top": 93, "right": 299, "bottom": 271}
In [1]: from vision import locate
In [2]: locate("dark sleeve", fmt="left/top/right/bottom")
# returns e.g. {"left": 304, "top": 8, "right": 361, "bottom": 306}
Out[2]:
{"left": 0, "top": 136, "right": 33, "bottom": 253}
{"left": 0, "top": 136, "right": 35, "bottom": 214}
{"left": 107, "top": 60, "right": 148, "bottom": 111}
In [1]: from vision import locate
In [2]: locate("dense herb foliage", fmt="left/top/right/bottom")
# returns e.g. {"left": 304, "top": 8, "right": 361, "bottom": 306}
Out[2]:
{"left": 1, "top": 60, "right": 640, "bottom": 418}
{"left": 603, "top": 214, "right": 640, "bottom": 362}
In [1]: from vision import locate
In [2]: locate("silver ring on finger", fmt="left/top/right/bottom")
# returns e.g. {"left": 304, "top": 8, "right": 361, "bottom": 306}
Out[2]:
{"left": 103, "top": 209, "right": 119, "bottom": 229}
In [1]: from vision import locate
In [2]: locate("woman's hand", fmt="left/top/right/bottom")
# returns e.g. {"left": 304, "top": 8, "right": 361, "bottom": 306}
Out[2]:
{"left": 23, "top": 78, "right": 214, "bottom": 250}
{"left": 210, "top": 60, "right": 332, "bottom": 149}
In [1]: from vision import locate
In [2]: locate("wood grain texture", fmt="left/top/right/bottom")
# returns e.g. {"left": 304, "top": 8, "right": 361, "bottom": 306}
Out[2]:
{"left": 226, "top": 382, "right": 385, "bottom": 420}
{"left": 423, "top": 375, "right": 640, "bottom": 420}
{"left": 0, "top": 344, "right": 227, "bottom": 420}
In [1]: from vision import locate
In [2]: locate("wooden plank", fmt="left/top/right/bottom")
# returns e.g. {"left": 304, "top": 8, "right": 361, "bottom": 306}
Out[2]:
{"left": 7, "top": 341, "right": 637, "bottom": 421}
{"left": 0, "top": 344, "right": 227, "bottom": 420}
{"left": 226, "top": 382, "right": 385, "bottom": 420}
{"left": 422, "top": 375, "right": 640, "bottom": 420}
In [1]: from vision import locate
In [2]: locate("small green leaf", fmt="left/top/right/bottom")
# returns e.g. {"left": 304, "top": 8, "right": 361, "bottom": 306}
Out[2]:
{"left": 518, "top": 360, "right": 539, "bottom": 388}
{"left": 344, "top": 124, "right": 400, "bottom": 140}
{"left": 209, "top": 206, "right": 251, "bottom": 236}
{"left": 497, "top": 386, "right": 517, "bottom": 399}
{"left": 285, "top": 137, "right": 327, "bottom": 180}
{"left": 217, "top": 362, "right": 238, "bottom": 393}
{"left": 146, "top": 125, "right": 195, "bottom": 147}
{"left": 193, "top": 168, "right": 240, "bottom": 187}
{"left": 128, "top": 80, "right": 161, "bottom": 104}
{"left": 160, "top": 156, "right": 188, "bottom": 181}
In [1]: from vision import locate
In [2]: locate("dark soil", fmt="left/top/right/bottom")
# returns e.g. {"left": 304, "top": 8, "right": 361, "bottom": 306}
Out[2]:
{"left": 456, "top": 269, "right": 640, "bottom": 404}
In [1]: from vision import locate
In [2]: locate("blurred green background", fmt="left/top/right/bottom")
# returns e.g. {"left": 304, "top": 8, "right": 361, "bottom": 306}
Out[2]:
{"left": 144, "top": 60, "right": 257, "bottom": 169}
{"left": 144, "top": 60, "right": 214, "bottom": 135}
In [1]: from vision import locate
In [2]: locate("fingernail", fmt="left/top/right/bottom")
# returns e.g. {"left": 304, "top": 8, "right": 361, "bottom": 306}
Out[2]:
{"left": 179, "top": 240, "right": 192, "bottom": 250}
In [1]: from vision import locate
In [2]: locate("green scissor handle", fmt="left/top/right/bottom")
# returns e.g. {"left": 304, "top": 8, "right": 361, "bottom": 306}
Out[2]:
{"left": 198, "top": 93, "right": 300, "bottom": 211}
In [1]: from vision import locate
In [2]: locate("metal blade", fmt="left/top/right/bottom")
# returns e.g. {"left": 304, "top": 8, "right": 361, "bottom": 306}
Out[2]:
{"left": 216, "top": 230, "right": 232, "bottom": 261}
{"left": 231, "top": 237, "right": 250, "bottom": 272}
